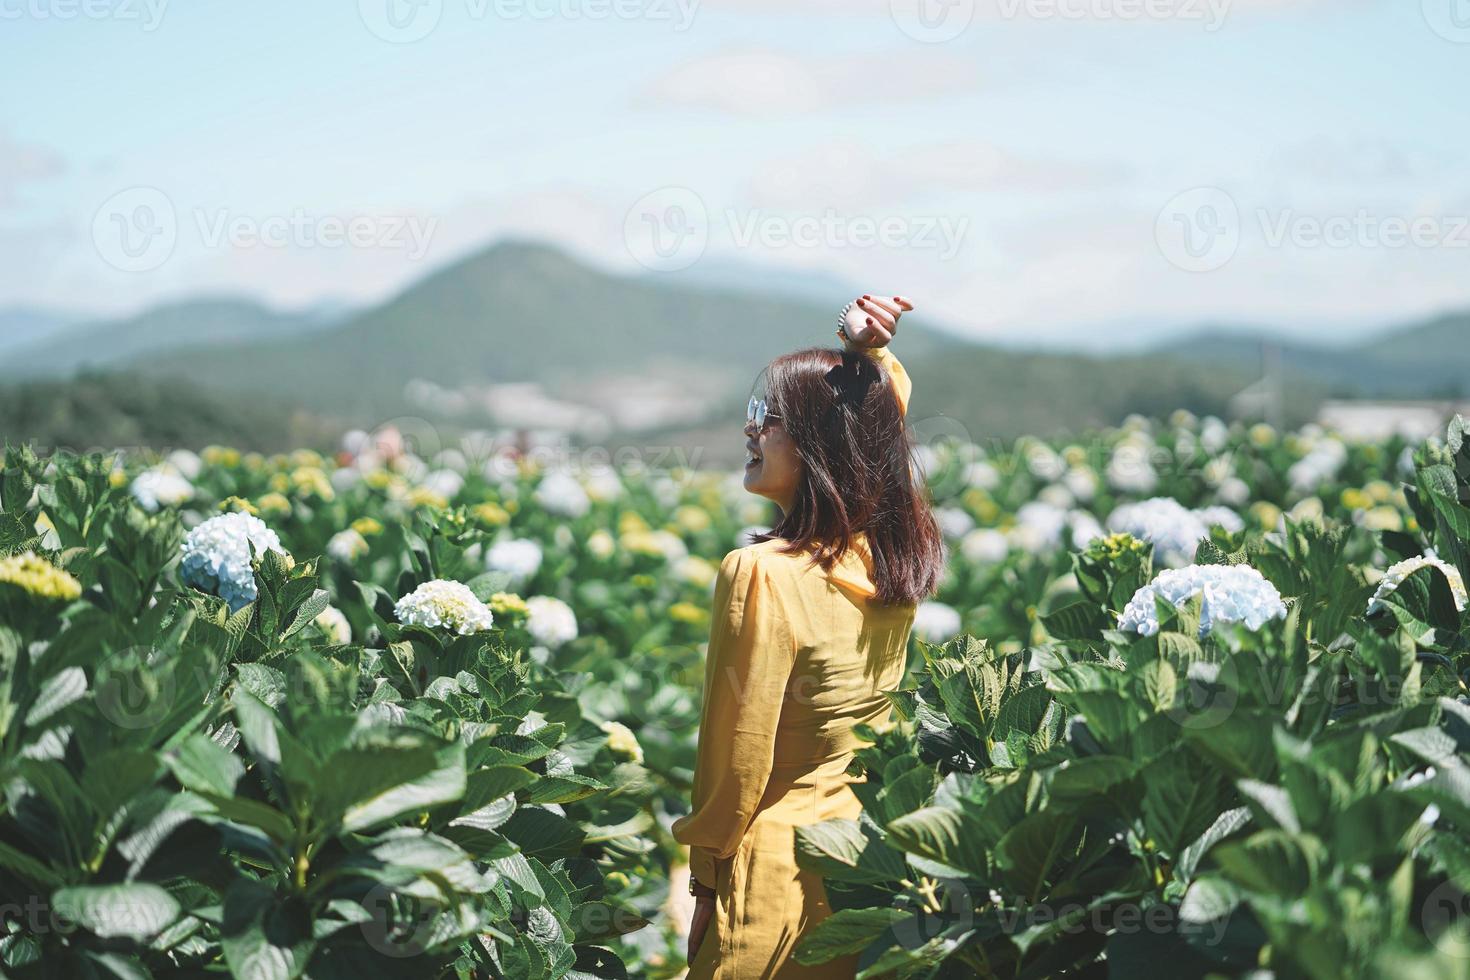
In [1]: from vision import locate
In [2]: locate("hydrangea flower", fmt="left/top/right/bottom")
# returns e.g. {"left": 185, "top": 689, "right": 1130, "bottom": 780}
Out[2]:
{"left": 526, "top": 595, "right": 578, "bottom": 649}
{"left": 1107, "top": 439, "right": 1159, "bottom": 495}
{"left": 486, "top": 538, "right": 543, "bottom": 587}
{"left": 0, "top": 552, "right": 82, "bottom": 601}
{"left": 935, "top": 506, "right": 976, "bottom": 539}
{"left": 534, "top": 471, "right": 590, "bottom": 518}
{"left": 314, "top": 605, "right": 352, "bottom": 644}
{"left": 1011, "top": 502, "right": 1103, "bottom": 555}
{"left": 1367, "top": 554, "right": 1468, "bottom": 616}
{"left": 1118, "top": 564, "right": 1287, "bottom": 638}
{"left": 326, "top": 528, "right": 370, "bottom": 563}
{"left": 394, "top": 580, "right": 495, "bottom": 634}
{"left": 1288, "top": 439, "right": 1347, "bottom": 494}
{"left": 600, "top": 720, "right": 644, "bottom": 763}
{"left": 179, "top": 513, "right": 287, "bottom": 612}
{"left": 488, "top": 591, "right": 530, "bottom": 621}
{"left": 131, "top": 467, "right": 193, "bottom": 512}
{"left": 913, "top": 601, "right": 962, "bottom": 644}
{"left": 961, "top": 528, "right": 1010, "bottom": 566}
{"left": 1107, "top": 498, "right": 1243, "bottom": 569}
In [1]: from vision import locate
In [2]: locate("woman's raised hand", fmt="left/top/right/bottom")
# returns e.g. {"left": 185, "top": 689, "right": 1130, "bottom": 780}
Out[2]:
{"left": 841, "top": 294, "right": 914, "bottom": 349}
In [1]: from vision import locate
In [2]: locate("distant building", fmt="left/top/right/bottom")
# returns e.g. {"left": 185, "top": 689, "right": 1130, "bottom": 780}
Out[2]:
{"left": 1317, "top": 400, "right": 1470, "bottom": 442}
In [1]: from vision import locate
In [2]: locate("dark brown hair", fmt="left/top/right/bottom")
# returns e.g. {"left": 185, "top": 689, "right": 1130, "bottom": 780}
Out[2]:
{"left": 750, "top": 347, "right": 945, "bottom": 606}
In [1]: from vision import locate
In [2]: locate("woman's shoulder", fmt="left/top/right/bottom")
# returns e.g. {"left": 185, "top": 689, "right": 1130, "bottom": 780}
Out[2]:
{"left": 718, "top": 537, "right": 802, "bottom": 580}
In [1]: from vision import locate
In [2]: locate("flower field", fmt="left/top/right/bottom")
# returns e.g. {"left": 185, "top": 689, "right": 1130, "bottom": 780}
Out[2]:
{"left": 3, "top": 409, "right": 1470, "bottom": 979}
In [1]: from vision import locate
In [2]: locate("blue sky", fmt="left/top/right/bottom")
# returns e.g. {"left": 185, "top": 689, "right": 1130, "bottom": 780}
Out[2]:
{"left": 1, "top": 0, "right": 1466, "bottom": 345}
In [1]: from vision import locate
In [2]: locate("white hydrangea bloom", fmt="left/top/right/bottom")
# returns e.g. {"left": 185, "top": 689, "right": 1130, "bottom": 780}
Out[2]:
{"left": 1039, "top": 484, "right": 1075, "bottom": 510}
{"left": 1108, "top": 498, "right": 1239, "bottom": 569}
{"left": 394, "top": 580, "right": 494, "bottom": 634}
{"left": 131, "top": 467, "right": 194, "bottom": 512}
{"left": 166, "top": 449, "right": 203, "bottom": 480}
{"left": 1367, "top": 555, "right": 1468, "bottom": 616}
{"left": 913, "top": 601, "right": 962, "bottom": 644}
{"left": 179, "top": 512, "right": 286, "bottom": 612}
{"left": 315, "top": 605, "right": 352, "bottom": 644}
{"left": 327, "top": 528, "right": 370, "bottom": 563}
{"left": 1194, "top": 506, "right": 1246, "bottom": 534}
{"left": 583, "top": 468, "right": 624, "bottom": 503}
{"left": 534, "top": 471, "right": 590, "bottom": 518}
{"left": 1201, "top": 417, "right": 1230, "bottom": 455}
{"left": 1118, "top": 564, "right": 1287, "bottom": 638}
{"left": 965, "top": 461, "right": 1001, "bottom": 490}
{"left": 1288, "top": 439, "right": 1348, "bottom": 494}
{"left": 1025, "top": 443, "right": 1066, "bottom": 482}
{"left": 525, "top": 595, "right": 578, "bottom": 649}
{"left": 935, "top": 507, "right": 976, "bottom": 540}
{"left": 1107, "top": 438, "right": 1159, "bottom": 495}
{"left": 1011, "top": 502, "right": 1103, "bottom": 554}
{"left": 1064, "top": 467, "right": 1098, "bottom": 502}
{"left": 486, "top": 537, "right": 543, "bottom": 587}
{"left": 421, "top": 469, "right": 464, "bottom": 501}
{"left": 1217, "top": 478, "right": 1251, "bottom": 507}
{"left": 961, "top": 528, "right": 1010, "bottom": 566}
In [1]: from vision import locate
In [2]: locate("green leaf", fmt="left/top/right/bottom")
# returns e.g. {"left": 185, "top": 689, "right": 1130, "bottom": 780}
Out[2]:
{"left": 221, "top": 880, "right": 313, "bottom": 980}
{"left": 885, "top": 806, "right": 990, "bottom": 879}
{"left": 52, "top": 883, "right": 180, "bottom": 940}
{"left": 793, "top": 907, "right": 909, "bottom": 965}
{"left": 993, "top": 810, "right": 1077, "bottom": 900}
{"left": 340, "top": 742, "right": 467, "bottom": 833}
{"left": 167, "top": 734, "right": 245, "bottom": 797}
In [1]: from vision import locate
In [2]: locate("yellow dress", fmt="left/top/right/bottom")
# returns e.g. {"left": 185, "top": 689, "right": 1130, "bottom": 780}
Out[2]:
{"left": 672, "top": 346, "right": 916, "bottom": 979}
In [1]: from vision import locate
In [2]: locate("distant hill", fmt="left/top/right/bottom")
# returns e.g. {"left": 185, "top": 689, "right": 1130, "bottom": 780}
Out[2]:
{"left": 1, "top": 298, "right": 350, "bottom": 378}
{"left": 0, "top": 237, "right": 1461, "bottom": 454}
{"left": 1151, "top": 313, "right": 1470, "bottom": 398}
{"left": 0, "top": 308, "right": 88, "bottom": 357}
{"left": 131, "top": 240, "right": 962, "bottom": 419}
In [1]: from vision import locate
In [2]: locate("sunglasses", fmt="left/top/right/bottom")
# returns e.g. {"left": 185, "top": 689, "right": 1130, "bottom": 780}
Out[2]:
{"left": 746, "top": 395, "right": 782, "bottom": 432}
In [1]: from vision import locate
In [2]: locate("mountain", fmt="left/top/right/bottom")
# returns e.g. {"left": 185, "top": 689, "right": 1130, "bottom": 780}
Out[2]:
{"left": 1, "top": 298, "right": 351, "bottom": 378}
{"left": 1152, "top": 312, "right": 1470, "bottom": 398}
{"left": 0, "top": 308, "right": 89, "bottom": 357}
{"left": 132, "top": 240, "right": 962, "bottom": 419}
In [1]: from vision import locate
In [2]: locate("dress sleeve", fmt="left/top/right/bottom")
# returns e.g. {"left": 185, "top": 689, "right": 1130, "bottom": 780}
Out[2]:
{"left": 671, "top": 548, "right": 796, "bottom": 889}
{"left": 845, "top": 340, "right": 912, "bottom": 417}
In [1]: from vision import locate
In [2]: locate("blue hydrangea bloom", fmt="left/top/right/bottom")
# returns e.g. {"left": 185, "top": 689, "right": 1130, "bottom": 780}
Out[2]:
{"left": 179, "top": 512, "right": 286, "bottom": 612}
{"left": 1118, "top": 564, "right": 1287, "bottom": 638}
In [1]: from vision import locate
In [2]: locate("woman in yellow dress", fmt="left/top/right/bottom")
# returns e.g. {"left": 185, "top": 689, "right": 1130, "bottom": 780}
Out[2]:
{"left": 672, "top": 294, "right": 944, "bottom": 978}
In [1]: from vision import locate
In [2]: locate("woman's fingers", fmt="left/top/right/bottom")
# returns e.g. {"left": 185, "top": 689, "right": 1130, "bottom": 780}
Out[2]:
{"left": 860, "top": 295, "right": 903, "bottom": 321}
{"left": 856, "top": 298, "right": 898, "bottom": 331}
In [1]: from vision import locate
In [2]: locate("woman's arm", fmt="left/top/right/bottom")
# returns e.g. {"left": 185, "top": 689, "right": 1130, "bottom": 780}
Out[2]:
{"left": 840, "top": 294, "right": 915, "bottom": 417}
{"left": 670, "top": 547, "right": 796, "bottom": 889}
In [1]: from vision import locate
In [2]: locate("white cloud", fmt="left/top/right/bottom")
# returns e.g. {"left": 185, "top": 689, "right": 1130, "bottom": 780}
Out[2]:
{"left": 637, "top": 48, "right": 980, "bottom": 116}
